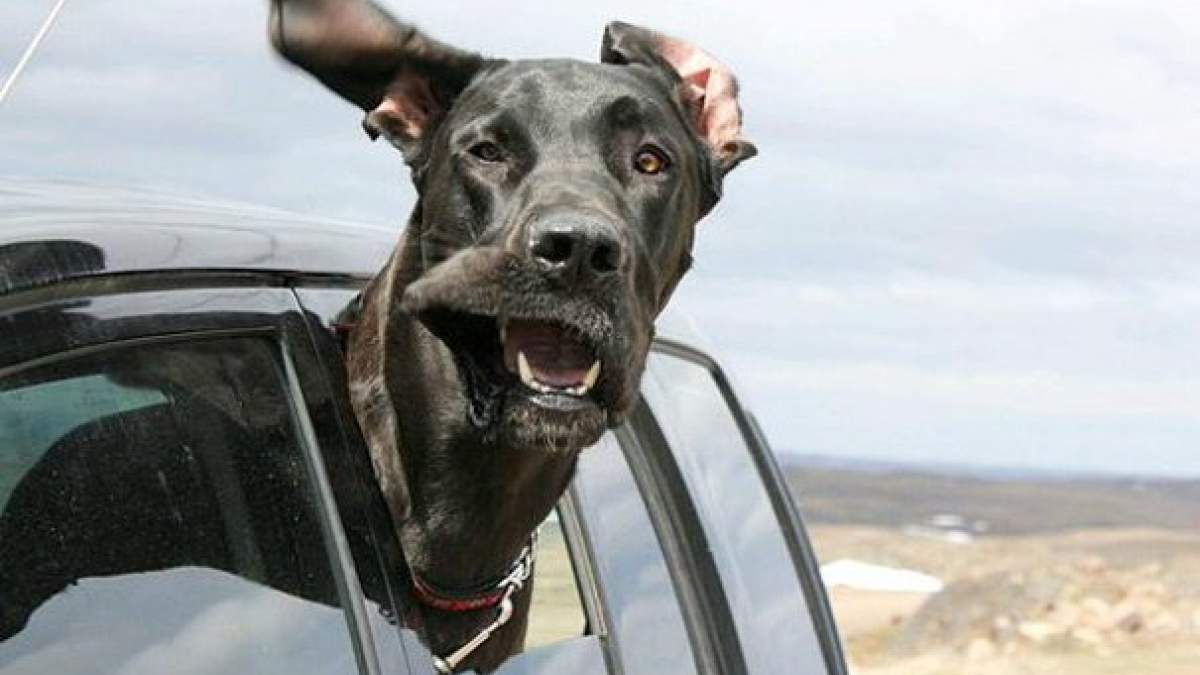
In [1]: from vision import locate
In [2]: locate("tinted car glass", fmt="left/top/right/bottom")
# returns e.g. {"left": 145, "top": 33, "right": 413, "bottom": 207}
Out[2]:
{"left": 639, "top": 350, "right": 829, "bottom": 673}
{"left": 524, "top": 510, "right": 588, "bottom": 649}
{"left": 562, "top": 433, "right": 699, "bottom": 674}
{"left": 0, "top": 337, "right": 361, "bottom": 674}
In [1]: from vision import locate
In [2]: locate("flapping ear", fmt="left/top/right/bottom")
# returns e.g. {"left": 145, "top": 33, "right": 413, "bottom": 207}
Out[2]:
{"left": 601, "top": 21, "right": 757, "bottom": 175}
{"left": 269, "top": 0, "right": 489, "bottom": 161}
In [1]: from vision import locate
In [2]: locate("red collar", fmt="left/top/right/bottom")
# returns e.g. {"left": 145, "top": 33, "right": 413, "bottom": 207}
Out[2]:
{"left": 410, "top": 535, "right": 537, "bottom": 613}
{"left": 332, "top": 292, "right": 363, "bottom": 352}
{"left": 411, "top": 573, "right": 512, "bottom": 612}
{"left": 333, "top": 321, "right": 356, "bottom": 352}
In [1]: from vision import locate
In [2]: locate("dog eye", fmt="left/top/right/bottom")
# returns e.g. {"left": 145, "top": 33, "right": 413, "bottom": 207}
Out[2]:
{"left": 469, "top": 141, "right": 505, "bottom": 163}
{"left": 633, "top": 146, "right": 670, "bottom": 175}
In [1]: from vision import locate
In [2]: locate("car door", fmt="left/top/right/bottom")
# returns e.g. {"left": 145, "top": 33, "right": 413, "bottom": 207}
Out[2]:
{"left": 0, "top": 283, "right": 422, "bottom": 675}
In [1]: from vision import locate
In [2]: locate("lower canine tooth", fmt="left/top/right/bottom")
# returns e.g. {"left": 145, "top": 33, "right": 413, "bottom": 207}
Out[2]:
{"left": 518, "top": 351, "right": 535, "bottom": 388}
{"left": 582, "top": 361, "right": 601, "bottom": 390}
{"left": 518, "top": 352, "right": 599, "bottom": 396}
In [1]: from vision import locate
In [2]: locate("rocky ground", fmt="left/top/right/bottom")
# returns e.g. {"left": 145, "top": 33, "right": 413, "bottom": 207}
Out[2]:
{"left": 524, "top": 461, "right": 1200, "bottom": 673}
{"left": 810, "top": 525, "right": 1200, "bottom": 675}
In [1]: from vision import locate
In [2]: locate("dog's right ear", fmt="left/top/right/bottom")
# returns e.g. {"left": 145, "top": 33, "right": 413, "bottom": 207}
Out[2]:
{"left": 269, "top": 0, "right": 488, "bottom": 160}
{"left": 601, "top": 21, "right": 756, "bottom": 177}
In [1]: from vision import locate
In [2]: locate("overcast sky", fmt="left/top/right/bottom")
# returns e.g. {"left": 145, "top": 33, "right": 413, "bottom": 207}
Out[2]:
{"left": 3, "top": 0, "right": 1197, "bottom": 477}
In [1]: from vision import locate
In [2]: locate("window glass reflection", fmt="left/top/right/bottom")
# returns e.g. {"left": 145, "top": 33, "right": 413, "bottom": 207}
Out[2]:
{"left": 0, "top": 338, "right": 359, "bottom": 674}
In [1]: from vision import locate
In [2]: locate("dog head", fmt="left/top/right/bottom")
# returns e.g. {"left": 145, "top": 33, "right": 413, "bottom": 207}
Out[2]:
{"left": 271, "top": 0, "right": 755, "bottom": 452}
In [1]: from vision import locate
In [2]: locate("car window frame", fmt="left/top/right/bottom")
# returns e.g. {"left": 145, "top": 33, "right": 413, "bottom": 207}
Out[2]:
{"left": 293, "top": 286, "right": 446, "bottom": 673}
{"left": 611, "top": 412, "right": 750, "bottom": 675}
{"left": 645, "top": 338, "right": 849, "bottom": 675}
{"left": 0, "top": 282, "right": 402, "bottom": 675}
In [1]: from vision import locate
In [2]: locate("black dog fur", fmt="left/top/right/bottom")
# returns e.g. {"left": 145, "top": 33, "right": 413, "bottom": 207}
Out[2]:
{"left": 271, "top": 0, "right": 754, "bottom": 670}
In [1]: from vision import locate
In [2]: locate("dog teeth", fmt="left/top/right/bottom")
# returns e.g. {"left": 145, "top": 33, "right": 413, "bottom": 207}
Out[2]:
{"left": 582, "top": 360, "right": 601, "bottom": 390}
{"left": 517, "top": 351, "right": 535, "bottom": 388}
{"left": 517, "top": 351, "right": 602, "bottom": 398}
{"left": 498, "top": 315, "right": 508, "bottom": 345}
{"left": 517, "top": 351, "right": 556, "bottom": 395}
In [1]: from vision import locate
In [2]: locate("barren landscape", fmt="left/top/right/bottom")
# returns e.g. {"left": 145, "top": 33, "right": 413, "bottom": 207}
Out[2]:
{"left": 786, "top": 459, "right": 1200, "bottom": 675}
{"left": 525, "top": 459, "right": 1200, "bottom": 674}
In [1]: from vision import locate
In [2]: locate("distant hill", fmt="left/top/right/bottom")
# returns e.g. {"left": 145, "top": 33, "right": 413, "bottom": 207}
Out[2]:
{"left": 779, "top": 455, "right": 1200, "bottom": 534}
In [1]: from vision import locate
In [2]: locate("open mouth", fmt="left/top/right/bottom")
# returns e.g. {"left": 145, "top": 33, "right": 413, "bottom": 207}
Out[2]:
{"left": 502, "top": 318, "right": 602, "bottom": 398}
{"left": 398, "top": 246, "right": 619, "bottom": 446}
{"left": 417, "top": 306, "right": 612, "bottom": 433}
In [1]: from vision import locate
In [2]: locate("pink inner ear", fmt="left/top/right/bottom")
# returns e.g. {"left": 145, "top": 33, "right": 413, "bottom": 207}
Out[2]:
{"left": 655, "top": 38, "right": 746, "bottom": 155}
{"left": 366, "top": 72, "right": 437, "bottom": 143}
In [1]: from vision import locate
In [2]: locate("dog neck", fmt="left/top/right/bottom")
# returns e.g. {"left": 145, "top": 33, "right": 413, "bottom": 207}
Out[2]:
{"left": 394, "top": 382, "right": 580, "bottom": 588}
{"left": 347, "top": 239, "right": 585, "bottom": 671}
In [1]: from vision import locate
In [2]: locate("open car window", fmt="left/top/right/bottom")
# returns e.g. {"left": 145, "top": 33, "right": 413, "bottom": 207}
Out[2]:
{"left": 490, "top": 431, "right": 699, "bottom": 675}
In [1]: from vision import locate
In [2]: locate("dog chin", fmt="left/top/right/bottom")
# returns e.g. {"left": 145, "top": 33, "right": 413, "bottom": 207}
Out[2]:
{"left": 499, "top": 399, "right": 608, "bottom": 453}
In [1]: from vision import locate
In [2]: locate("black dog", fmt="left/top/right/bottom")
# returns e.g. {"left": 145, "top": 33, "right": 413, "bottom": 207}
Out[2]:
{"left": 271, "top": 0, "right": 755, "bottom": 671}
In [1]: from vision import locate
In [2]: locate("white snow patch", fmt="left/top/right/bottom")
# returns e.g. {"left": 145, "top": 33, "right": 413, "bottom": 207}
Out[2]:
{"left": 904, "top": 525, "right": 976, "bottom": 544}
{"left": 820, "top": 558, "right": 945, "bottom": 593}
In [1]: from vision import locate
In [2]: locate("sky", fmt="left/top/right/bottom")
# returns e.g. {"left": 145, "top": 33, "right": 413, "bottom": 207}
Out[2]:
{"left": 3, "top": 0, "right": 1198, "bottom": 477}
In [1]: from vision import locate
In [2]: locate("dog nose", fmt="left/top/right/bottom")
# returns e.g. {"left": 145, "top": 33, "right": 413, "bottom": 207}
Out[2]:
{"left": 529, "top": 219, "right": 625, "bottom": 283}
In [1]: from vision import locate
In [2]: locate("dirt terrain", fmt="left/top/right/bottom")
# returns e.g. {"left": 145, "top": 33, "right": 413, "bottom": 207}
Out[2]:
{"left": 788, "top": 460, "right": 1200, "bottom": 675}
{"left": 812, "top": 525, "right": 1200, "bottom": 674}
{"left": 523, "top": 461, "right": 1200, "bottom": 674}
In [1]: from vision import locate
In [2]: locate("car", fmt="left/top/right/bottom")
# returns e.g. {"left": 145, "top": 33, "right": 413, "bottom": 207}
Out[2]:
{"left": 0, "top": 178, "right": 848, "bottom": 675}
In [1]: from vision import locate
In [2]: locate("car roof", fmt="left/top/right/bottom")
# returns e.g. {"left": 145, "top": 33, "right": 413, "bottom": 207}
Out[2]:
{"left": 0, "top": 178, "right": 396, "bottom": 295}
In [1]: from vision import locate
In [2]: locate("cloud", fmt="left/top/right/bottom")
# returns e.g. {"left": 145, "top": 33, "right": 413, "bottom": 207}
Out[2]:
{"left": 671, "top": 267, "right": 1200, "bottom": 475}
{"left": 678, "top": 269, "right": 1200, "bottom": 383}
{"left": 734, "top": 357, "right": 1198, "bottom": 419}
{"left": 3, "top": 0, "right": 1197, "bottom": 475}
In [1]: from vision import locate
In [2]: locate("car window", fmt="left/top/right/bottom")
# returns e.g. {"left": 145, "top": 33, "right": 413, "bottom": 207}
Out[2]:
{"left": 486, "top": 431, "right": 703, "bottom": 675}
{"left": 492, "top": 502, "right": 605, "bottom": 675}
{"left": 563, "top": 433, "right": 700, "bottom": 674}
{"left": 638, "top": 350, "right": 829, "bottom": 673}
{"left": 0, "top": 337, "right": 362, "bottom": 675}
{"left": 524, "top": 509, "right": 589, "bottom": 649}
{"left": 0, "top": 375, "right": 163, "bottom": 511}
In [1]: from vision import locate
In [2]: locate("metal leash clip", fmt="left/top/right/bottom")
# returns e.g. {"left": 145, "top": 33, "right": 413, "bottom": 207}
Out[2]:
{"left": 432, "top": 531, "right": 539, "bottom": 673}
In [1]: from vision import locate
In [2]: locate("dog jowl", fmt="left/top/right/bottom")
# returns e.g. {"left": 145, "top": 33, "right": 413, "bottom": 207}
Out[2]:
{"left": 270, "top": 0, "right": 754, "bottom": 670}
